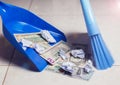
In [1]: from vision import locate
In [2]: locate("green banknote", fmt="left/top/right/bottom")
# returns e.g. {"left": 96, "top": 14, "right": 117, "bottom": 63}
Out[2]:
{"left": 14, "top": 32, "right": 51, "bottom": 50}
{"left": 41, "top": 41, "right": 71, "bottom": 65}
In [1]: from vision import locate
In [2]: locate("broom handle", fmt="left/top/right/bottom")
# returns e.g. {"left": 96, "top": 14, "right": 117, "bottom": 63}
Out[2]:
{"left": 80, "top": 0, "right": 100, "bottom": 36}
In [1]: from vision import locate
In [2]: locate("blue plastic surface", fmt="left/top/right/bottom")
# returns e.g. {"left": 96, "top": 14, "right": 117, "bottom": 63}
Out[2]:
{"left": 80, "top": 0, "right": 114, "bottom": 70}
{"left": 80, "top": 0, "right": 100, "bottom": 36}
{"left": 0, "top": 1, "right": 66, "bottom": 71}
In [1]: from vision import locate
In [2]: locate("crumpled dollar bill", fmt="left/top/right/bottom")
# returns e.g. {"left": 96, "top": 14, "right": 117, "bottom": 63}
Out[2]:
{"left": 41, "top": 30, "right": 56, "bottom": 43}
{"left": 45, "top": 42, "right": 94, "bottom": 80}
{"left": 14, "top": 32, "right": 51, "bottom": 52}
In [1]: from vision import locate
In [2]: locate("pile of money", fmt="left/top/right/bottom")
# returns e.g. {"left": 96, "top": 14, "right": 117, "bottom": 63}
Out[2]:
{"left": 45, "top": 42, "right": 94, "bottom": 80}
{"left": 14, "top": 32, "right": 51, "bottom": 52}
{"left": 14, "top": 32, "right": 94, "bottom": 81}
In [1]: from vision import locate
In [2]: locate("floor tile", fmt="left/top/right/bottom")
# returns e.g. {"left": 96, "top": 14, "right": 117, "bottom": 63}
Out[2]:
{"left": 52, "top": 15, "right": 86, "bottom": 33}
{"left": 3, "top": 66, "right": 120, "bottom": 85}
{"left": 0, "top": 66, "right": 8, "bottom": 85}
{"left": 37, "top": 15, "right": 87, "bottom": 34}
{"left": 30, "top": 0, "right": 120, "bottom": 16}
{"left": 2, "top": 0, "right": 32, "bottom": 9}
{"left": 90, "top": 0, "right": 120, "bottom": 16}
{"left": 0, "top": 35, "right": 15, "bottom": 65}
{"left": 30, "top": 0, "right": 82, "bottom": 16}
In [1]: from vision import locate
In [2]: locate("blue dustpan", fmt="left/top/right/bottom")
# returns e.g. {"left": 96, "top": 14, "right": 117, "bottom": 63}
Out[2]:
{"left": 0, "top": 1, "right": 66, "bottom": 71}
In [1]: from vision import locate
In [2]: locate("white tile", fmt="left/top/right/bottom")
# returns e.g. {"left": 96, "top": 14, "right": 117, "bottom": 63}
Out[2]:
{"left": 88, "top": 66, "right": 120, "bottom": 85}
{"left": 52, "top": 0, "right": 82, "bottom": 16}
{"left": 30, "top": 0, "right": 54, "bottom": 16}
{"left": 30, "top": 0, "right": 120, "bottom": 16}
{"left": 90, "top": 0, "right": 120, "bottom": 16}
{"left": 0, "top": 35, "right": 14, "bottom": 65}
{"left": 3, "top": 66, "right": 120, "bottom": 85}
{"left": 0, "top": 66, "right": 8, "bottom": 85}
{"left": 30, "top": 0, "right": 82, "bottom": 16}
{"left": 48, "top": 15, "right": 87, "bottom": 34}
{"left": 2, "top": 0, "right": 32, "bottom": 9}
{"left": 39, "top": 15, "right": 86, "bottom": 32}
{"left": 32, "top": 14, "right": 88, "bottom": 38}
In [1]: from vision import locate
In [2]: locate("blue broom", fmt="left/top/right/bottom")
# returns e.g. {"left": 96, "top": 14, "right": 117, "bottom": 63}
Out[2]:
{"left": 80, "top": 0, "right": 114, "bottom": 70}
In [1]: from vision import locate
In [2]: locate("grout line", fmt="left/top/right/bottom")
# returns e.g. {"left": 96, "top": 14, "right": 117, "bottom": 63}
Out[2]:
{"left": 2, "top": 48, "right": 16, "bottom": 85}
{"left": 8, "top": 48, "right": 16, "bottom": 66}
{"left": 2, "top": 66, "right": 9, "bottom": 85}
{"left": 28, "top": 0, "right": 34, "bottom": 10}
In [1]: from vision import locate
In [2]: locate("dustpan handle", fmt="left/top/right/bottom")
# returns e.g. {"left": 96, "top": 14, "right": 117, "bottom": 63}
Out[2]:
{"left": 0, "top": 1, "right": 8, "bottom": 17}
{"left": 80, "top": 0, "right": 100, "bottom": 36}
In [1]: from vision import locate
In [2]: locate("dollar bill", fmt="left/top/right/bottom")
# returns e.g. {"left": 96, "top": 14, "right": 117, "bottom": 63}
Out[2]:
{"left": 45, "top": 58, "right": 63, "bottom": 73}
{"left": 70, "top": 56, "right": 86, "bottom": 66}
{"left": 71, "top": 67, "right": 94, "bottom": 80}
{"left": 14, "top": 32, "right": 51, "bottom": 50}
{"left": 65, "top": 50, "right": 86, "bottom": 67}
{"left": 78, "top": 68, "right": 94, "bottom": 81}
{"left": 41, "top": 41, "right": 71, "bottom": 65}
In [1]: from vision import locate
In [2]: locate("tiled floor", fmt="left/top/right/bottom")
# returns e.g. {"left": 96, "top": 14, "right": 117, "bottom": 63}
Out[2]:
{"left": 0, "top": 0, "right": 120, "bottom": 85}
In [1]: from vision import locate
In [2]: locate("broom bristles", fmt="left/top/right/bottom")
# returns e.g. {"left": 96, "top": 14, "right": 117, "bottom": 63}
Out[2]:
{"left": 91, "top": 34, "right": 114, "bottom": 69}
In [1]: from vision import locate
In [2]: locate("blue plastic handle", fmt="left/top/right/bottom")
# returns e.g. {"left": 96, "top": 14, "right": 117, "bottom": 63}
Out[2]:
{"left": 0, "top": 1, "right": 8, "bottom": 17}
{"left": 80, "top": 0, "right": 100, "bottom": 36}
